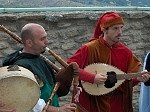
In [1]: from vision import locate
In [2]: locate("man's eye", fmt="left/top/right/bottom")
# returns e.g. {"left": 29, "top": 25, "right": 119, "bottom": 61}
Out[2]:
{"left": 113, "top": 27, "right": 118, "bottom": 30}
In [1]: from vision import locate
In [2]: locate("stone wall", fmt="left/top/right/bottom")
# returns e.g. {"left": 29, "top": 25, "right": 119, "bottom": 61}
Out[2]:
{"left": 1, "top": 11, "right": 150, "bottom": 112}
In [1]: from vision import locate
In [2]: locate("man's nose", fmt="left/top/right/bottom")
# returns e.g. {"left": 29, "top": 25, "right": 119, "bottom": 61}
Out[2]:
{"left": 118, "top": 28, "right": 122, "bottom": 34}
{"left": 45, "top": 38, "right": 49, "bottom": 45}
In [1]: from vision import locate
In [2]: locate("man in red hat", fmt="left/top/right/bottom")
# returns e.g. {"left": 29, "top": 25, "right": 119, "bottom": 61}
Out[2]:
{"left": 67, "top": 11, "right": 150, "bottom": 112}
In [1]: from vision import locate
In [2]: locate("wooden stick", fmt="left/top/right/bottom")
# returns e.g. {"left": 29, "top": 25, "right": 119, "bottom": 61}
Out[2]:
{"left": 42, "top": 82, "right": 60, "bottom": 112}
{"left": 45, "top": 47, "right": 68, "bottom": 68}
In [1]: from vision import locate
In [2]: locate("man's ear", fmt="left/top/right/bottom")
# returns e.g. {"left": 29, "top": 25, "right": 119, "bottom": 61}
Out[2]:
{"left": 26, "top": 39, "right": 33, "bottom": 47}
{"left": 102, "top": 27, "right": 106, "bottom": 32}
{"left": 102, "top": 28, "right": 109, "bottom": 35}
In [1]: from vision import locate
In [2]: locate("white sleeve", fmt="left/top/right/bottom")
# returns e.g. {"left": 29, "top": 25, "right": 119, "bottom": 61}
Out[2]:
{"left": 32, "top": 98, "right": 46, "bottom": 112}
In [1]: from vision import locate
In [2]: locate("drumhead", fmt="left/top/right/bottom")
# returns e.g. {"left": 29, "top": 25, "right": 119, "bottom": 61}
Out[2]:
{"left": 0, "top": 65, "right": 40, "bottom": 112}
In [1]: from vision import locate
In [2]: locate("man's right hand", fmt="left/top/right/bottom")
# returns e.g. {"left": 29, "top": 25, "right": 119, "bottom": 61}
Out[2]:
{"left": 94, "top": 74, "right": 107, "bottom": 84}
{"left": 58, "top": 103, "right": 77, "bottom": 112}
{"left": 45, "top": 103, "right": 77, "bottom": 112}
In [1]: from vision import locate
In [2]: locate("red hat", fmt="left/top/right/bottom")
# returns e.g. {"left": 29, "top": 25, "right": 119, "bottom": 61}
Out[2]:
{"left": 90, "top": 11, "right": 124, "bottom": 41}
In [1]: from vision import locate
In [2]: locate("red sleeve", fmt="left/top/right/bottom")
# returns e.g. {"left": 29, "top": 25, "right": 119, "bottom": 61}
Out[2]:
{"left": 67, "top": 45, "right": 95, "bottom": 83}
{"left": 79, "top": 69, "right": 95, "bottom": 83}
{"left": 127, "top": 54, "right": 141, "bottom": 87}
{"left": 127, "top": 54, "right": 141, "bottom": 86}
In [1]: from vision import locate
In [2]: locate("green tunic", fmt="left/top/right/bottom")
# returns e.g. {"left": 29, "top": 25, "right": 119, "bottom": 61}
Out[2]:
{"left": 3, "top": 49, "right": 59, "bottom": 107}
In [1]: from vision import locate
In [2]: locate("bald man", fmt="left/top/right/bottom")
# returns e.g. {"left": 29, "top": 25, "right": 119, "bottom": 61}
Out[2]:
{"left": 3, "top": 23, "right": 77, "bottom": 112}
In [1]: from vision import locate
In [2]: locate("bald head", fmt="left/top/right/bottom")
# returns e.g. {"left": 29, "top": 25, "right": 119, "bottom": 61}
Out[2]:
{"left": 21, "top": 23, "right": 45, "bottom": 43}
{"left": 20, "top": 23, "right": 48, "bottom": 54}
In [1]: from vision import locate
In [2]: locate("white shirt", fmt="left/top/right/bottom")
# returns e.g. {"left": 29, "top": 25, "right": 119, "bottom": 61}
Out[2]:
{"left": 32, "top": 98, "right": 46, "bottom": 112}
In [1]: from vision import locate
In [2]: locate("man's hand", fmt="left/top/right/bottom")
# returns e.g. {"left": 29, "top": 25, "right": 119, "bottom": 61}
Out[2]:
{"left": 73, "top": 87, "right": 82, "bottom": 103}
{"left": 58, "top": 103, "right": 77, "bottom": 112}
{"left": 45, "top": 103, "right": 77, "bottom": 112}
{"left": 137, "top": 70, "right": 150, "bottom": 82}
{"left": 94, "top": 74, "right": 107, "bottom": 84}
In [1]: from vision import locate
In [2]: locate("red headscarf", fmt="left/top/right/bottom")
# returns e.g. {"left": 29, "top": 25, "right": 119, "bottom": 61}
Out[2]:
{"left": 90, "top": 11, "right": 124, "bottom": 41}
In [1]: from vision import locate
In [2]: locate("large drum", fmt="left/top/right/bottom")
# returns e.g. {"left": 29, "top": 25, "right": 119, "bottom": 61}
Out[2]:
{"left": 0, "top": 65, "right": 40, "bottom": 112}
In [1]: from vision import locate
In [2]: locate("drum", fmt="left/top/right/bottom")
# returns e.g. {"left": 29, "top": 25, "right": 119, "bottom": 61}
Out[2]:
{"left": 0, "top": 65, "right": 40, "bottom": 112}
